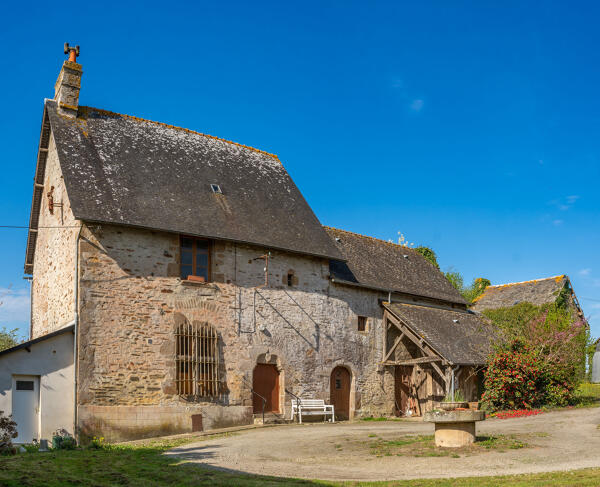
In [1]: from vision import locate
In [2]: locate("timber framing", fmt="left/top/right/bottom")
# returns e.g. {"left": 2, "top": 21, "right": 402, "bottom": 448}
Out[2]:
{"left": 383, "top": 356, "right": 442, "bottom": 366}
{"left": 382, "top": 306, "right": 450, "bottom": 387}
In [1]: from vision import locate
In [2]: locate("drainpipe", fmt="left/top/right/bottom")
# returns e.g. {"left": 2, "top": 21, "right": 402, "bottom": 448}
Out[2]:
{"left": 73, "top": 224, "right": 83, "bottom": 440}
{"left": 23, "top": 276, "right": 33, "bottom": 340}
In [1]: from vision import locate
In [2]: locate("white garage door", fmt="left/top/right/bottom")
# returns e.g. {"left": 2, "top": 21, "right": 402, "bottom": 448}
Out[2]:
{"left": 12, "top": 375, "right": 40, "bottom": 443}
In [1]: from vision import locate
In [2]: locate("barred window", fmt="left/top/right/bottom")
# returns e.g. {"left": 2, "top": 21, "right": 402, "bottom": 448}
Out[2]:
{"left": 175, "top": 321, "right": 222, "bottom": 398}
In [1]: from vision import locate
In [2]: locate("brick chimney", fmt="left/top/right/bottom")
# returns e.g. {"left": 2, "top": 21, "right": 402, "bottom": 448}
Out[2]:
{"left": 54, "top": 43, "right": 82, "bottom": 117}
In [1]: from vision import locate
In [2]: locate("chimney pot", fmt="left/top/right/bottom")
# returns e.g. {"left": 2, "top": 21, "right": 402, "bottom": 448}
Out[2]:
{"left": 55, "top": 43, "right": 83, "bottom": 117}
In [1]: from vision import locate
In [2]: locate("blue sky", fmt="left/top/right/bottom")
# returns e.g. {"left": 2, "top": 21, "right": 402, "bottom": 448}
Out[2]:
{"left": 1, "top": 1, "right": 599, "bottom": 339}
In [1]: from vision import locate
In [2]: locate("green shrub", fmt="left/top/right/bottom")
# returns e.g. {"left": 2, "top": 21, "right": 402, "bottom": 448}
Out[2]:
{"left": 52, "top": 429, "right": 76, "bottom": 450}
{"left": 482, "top": 343, "right": 545, "bottom": 410}
{"left": 21, "top": 442, "right": 40, "bottom": 453}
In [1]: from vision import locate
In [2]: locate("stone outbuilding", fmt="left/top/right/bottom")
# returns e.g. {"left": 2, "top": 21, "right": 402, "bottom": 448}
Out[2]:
{"left": 471, "top": 275, "right": 585, "bottom": 317}
{"left": 6, "top": 49, "right": 495, "bottom": 443}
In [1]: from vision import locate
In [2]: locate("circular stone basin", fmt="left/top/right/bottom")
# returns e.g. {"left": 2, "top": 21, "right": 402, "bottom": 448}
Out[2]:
{"left": 423, "top": 410, "right": 486, "bottom": 448}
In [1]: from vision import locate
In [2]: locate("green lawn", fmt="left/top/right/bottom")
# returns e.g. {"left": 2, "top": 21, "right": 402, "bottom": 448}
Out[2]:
{"left": 573, "top": 382, "right": 600, "bottom": 408}
{"left": 1, "top": 437, "right": 599, "bottom": 487}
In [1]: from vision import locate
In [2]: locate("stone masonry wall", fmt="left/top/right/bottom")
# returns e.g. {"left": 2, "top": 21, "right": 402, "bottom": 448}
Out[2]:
{"left": 31, "top": 134, "right": 79, "bottom": 338}
{"left": 77, "top": 224, "right": 396, "bottom": 440}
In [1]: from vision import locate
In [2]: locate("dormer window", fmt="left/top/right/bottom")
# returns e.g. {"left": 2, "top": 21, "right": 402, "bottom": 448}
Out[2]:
{"left": 210, "top": 184, "right": 222, "bottom": 194}
{"left": 180, "top": 236, "right": 211, "bottom": 282}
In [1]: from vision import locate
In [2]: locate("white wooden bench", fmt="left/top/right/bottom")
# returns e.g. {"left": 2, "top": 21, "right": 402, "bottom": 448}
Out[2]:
{"left": 290, "top": 399, "right": 335, "bottom": 423}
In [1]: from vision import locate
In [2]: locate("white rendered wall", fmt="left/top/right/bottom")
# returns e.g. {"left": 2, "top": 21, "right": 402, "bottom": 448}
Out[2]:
{"left": 0, "top": 331, "right": 74, "bottom": 441}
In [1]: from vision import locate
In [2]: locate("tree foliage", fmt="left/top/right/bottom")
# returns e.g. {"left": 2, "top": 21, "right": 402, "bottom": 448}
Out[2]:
{"left": 0, "top": 328, "right": 21, "bottom": 352}
{"left": 443, "top": 270, "right": 490, "bottom": 303}
{"left": 444, "top": 270, "right": 464, "bottom": 292}
{"left": 414, "top": 246, "right": 439, "bottom": 269}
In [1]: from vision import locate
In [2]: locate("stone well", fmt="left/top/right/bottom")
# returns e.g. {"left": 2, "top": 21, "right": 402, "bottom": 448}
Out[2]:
{"left": 423, "top": 410, "right": 486, "bottom": 447}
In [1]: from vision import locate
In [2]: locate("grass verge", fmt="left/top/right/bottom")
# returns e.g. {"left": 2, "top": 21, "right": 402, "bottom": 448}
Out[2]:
{"left": 367, "top": 434, "right": 527, "bottom": 458}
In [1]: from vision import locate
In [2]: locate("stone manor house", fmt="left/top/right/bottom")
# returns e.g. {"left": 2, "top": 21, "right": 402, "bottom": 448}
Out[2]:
{"left": 0, "top": 50, "right": 494, "bottom": 443}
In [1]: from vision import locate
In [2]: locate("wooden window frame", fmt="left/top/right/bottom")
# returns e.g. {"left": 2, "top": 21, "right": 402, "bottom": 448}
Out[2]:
{"left": 357, "top": 316, "right": 368, "bottom": 333}
{"left": 180, "top": 236, "right": 211, "bottom": 282}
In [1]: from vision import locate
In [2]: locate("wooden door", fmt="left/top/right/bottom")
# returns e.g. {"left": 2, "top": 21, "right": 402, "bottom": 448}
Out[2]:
{"left": 253, "top": 364, "right": 279, "bottom": 413}
{"left": 394, "top": 365, "right": 413, "bottom": 416}
{"left": 330, "top": 366, "right": 351, "bottom": 420}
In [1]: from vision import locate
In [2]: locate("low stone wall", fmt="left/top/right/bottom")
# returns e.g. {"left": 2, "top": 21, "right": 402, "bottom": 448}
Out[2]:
{"left": 78, "top": 404, "right": 253, "bottom": 442}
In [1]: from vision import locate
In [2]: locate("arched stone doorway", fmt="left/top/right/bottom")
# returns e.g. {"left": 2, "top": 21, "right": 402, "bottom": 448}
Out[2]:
{"left": 330, "top": 366, "right": 351, "bottom": 420}
{"left": 253, "top": 363, "right": 280, "bottom": 413}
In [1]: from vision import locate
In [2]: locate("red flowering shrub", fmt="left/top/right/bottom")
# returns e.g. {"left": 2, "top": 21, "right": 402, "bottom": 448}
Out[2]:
{"left": 481, "top": 343, "right": 545, "bottom": 411}
{"left": 482, "top": 299, "right": 590, "bottom": 412}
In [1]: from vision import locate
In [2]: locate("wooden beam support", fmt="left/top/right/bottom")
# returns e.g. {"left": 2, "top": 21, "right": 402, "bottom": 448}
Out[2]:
{"left": 385, "top": 310, "right": 439, "bottom": 359}
{"left": 383, "top": 356, "right": 442, "bottom": 366}
{"left": 383, "top": 308, "right": 449, "bottom": 385}
{"left": 431, "top": 362, "right": 446, "bottom": 385}
{"left": 382, "top": 333, "right": 404, "bottom": 363}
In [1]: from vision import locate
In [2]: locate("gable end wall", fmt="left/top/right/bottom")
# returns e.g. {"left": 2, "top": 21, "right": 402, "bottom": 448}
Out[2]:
{"left": 31, "top": 133, "right": 79, "bottom": 338}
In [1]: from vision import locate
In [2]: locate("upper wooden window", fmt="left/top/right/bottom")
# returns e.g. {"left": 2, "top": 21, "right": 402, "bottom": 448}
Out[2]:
{"left": 357, "top": 316, "right": 367, "bottom": 332}
{"left": 180, "top": 237, "right": 211, "bottom": 282}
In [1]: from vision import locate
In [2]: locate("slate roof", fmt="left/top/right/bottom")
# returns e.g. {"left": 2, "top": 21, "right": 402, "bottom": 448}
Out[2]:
{"left": 35, "top": 100, "right": 342, "bottom": 269}
{"left": 471, "top": 275, "right": 568, "bottom": 312}
{"left": 384, "top": 302, "right": 494, "bottom": 365}
{"left": 325, "top": 227, "right": 467, "bottom": 305}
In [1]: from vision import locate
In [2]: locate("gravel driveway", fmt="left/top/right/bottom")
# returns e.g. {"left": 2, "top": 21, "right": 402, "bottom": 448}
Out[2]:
{"left": 167, "top": 407, "right": 600, "bottom": 481}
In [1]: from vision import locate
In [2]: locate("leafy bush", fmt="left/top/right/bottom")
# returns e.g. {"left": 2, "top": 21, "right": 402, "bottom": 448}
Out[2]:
{"left": 481, "top": 343, "right": 545, "bottom": 410}
{"left": 22, "top": 441, "right": 40, "bottom": 453}
{"left": 482, "top": 303, "right": 589, "bottom": 411}
{"left": 0, "top": 411, "right": 18, "bottom": 455}
{"left": 52, "top": 429, "right": 76, "bottom": 450}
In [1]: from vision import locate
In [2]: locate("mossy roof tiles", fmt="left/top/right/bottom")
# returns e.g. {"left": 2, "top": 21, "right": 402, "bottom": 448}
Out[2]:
{"left": 45, "top": 100, "right": 343, "bottom": 261}
{"left": 325, "top": 227, "right": 467, "bottom": 305}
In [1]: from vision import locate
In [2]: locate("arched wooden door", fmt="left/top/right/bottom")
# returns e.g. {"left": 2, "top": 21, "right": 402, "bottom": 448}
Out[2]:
{"left": 253, "top": 364, "right": 280, "bottom": 413}
{"left": 330, "top": 366, "right": 351, "bottom": 420}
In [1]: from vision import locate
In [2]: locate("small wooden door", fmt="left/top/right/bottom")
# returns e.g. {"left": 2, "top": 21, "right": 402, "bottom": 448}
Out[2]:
{"left": 253, "top": 364, "right": 279, "bottom": 413}
{"left": 330, "top": 366, "right": 351, "bottom": 420}
{"left": 394, "top": 365, "right": 413, "bottom": 416}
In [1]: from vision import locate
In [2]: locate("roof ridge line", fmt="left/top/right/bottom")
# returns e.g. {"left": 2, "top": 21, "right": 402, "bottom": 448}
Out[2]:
{"left": 77, "top": 105, "right": 280, "bottom": 160}
{"left": 487, "top": 275, "right": 566, "bottom": 288}
{"left": 324, "top": 226, "right": 420, "bottom": 253}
